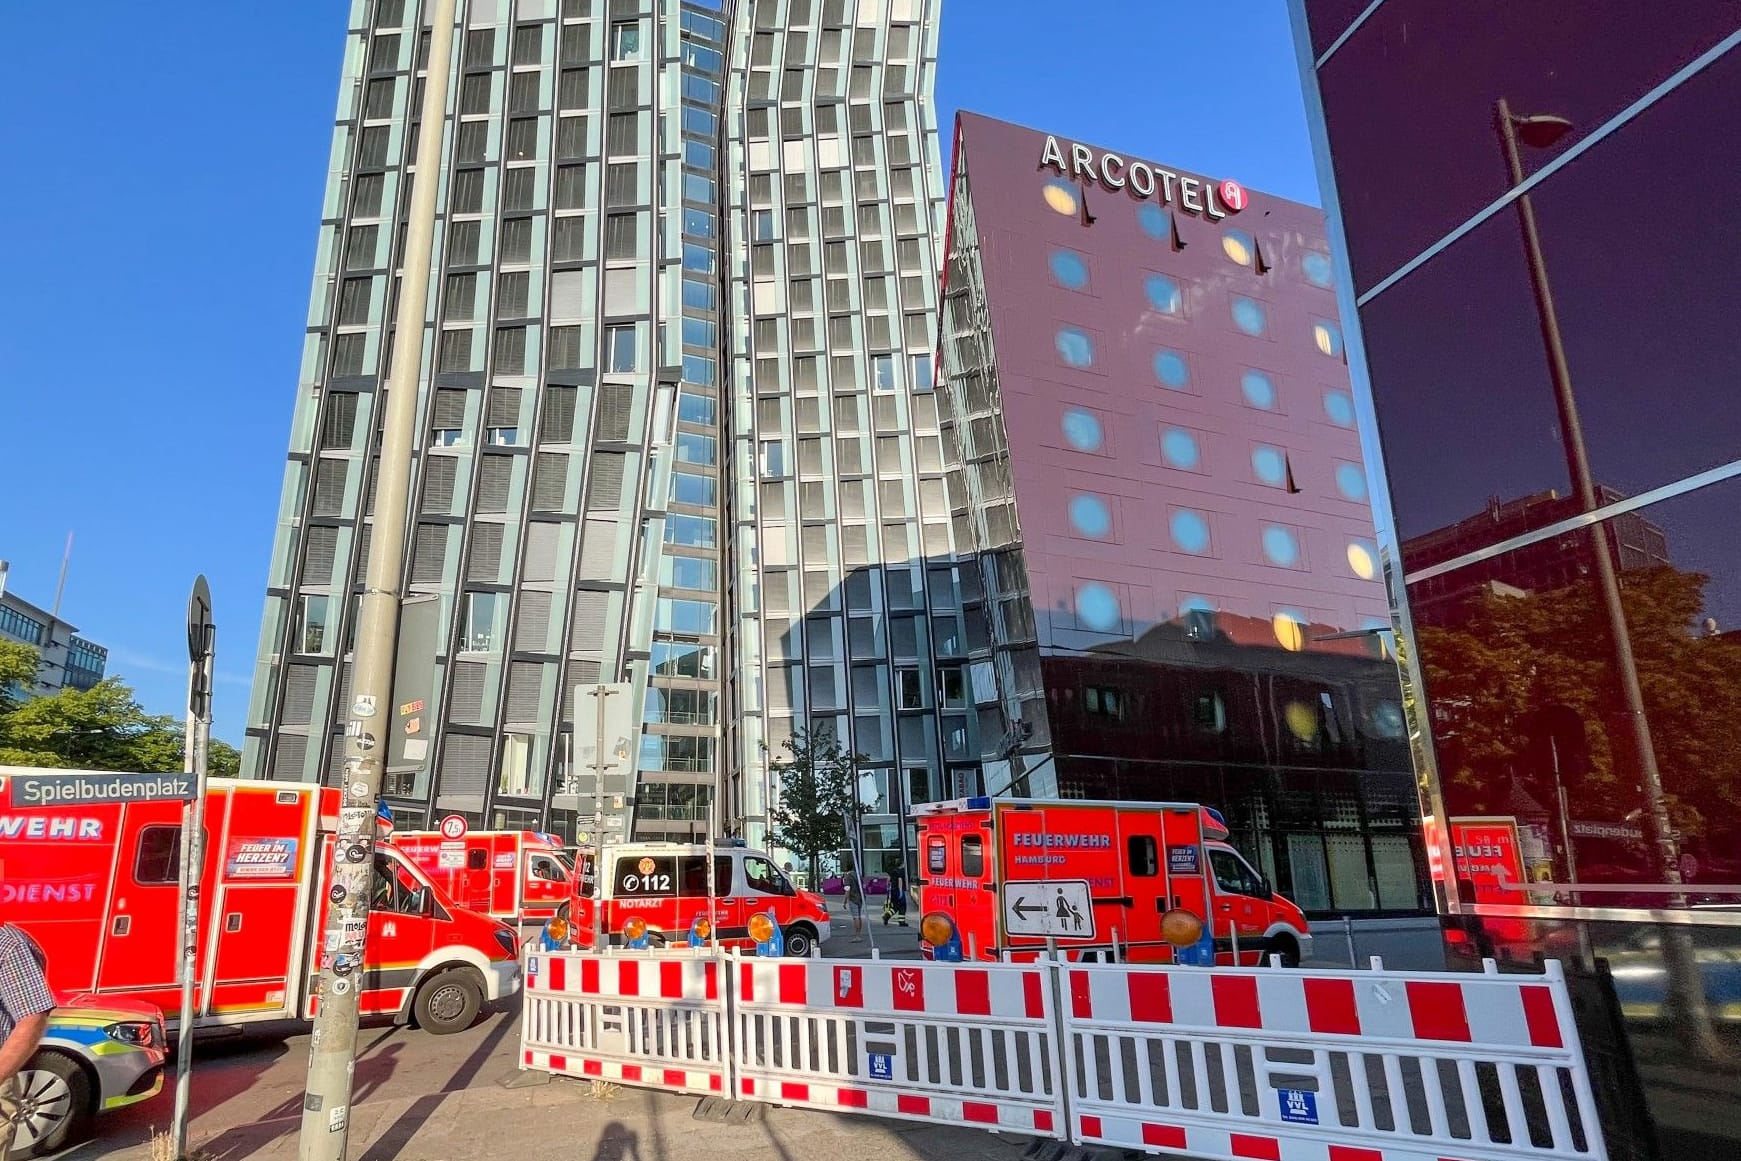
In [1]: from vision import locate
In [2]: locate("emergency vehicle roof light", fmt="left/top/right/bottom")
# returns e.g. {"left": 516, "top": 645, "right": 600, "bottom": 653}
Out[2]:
{"left": 966, "top": 796, "right": 991, "bottom": 810}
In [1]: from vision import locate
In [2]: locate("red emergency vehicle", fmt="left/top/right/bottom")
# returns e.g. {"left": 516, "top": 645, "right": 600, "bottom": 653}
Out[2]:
{"left": 567, "top": 841, "right": 833, "bottom": 957}
{"left": 392, "top": 829, "right": 575, "bottom": 934}
{"left": 915, "top": 797, "right": 1314, "bottom": 965}
{"left": 0, "top": 775, "right": 521, "bottom": 1035}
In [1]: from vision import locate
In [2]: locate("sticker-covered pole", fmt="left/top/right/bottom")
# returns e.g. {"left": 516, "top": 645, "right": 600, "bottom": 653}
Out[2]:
{"left": 296, "top": 1, "right": 456, "bottom": 1156}
{"left": 169, "top": 576, "right": 214, "bottom": 1161}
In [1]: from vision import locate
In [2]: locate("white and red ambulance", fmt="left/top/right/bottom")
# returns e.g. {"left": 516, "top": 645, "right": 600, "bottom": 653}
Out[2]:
{"left": 915, "top": 797, "right": 1313, "bottom": 965}
{"left": 0, "top": 773, "right": 521, "bottom": 1035}
{"left": 392, "top": 829, "right": 575, "bottom": 935}
{"left": 566, "top": 841, "right": 834, "bottom": 957}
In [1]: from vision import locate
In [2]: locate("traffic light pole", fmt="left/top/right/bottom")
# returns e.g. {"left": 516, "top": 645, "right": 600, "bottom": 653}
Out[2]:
{"left": 297, "top": 2, "right": 456, "bottom": 1157}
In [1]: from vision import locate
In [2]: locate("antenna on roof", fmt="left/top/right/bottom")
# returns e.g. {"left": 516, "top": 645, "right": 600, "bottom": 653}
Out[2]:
{"left": 52, "top": 531, "right": 73, "bottom": 619}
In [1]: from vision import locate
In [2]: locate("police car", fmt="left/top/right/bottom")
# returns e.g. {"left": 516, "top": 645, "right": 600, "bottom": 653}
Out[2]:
{"left": 12, "top": 996, "right": 167, "bottom": 1157}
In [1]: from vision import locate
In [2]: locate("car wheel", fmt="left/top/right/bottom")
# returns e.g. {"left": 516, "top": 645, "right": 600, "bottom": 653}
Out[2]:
{"left": 1265, "top": 935, "right": 1301, "bottom": 968}
{"left": 413, "top": 969, "right": 484, "bottom": 1035}
{"left": 12, "top": 1051, "right": 93, "bottom": 1158}
{"left": 783, "top": 925, "right": 816, "bottom": 958}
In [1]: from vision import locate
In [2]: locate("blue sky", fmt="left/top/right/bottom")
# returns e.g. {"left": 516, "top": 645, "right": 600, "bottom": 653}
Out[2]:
{"left": 0, "top": 1, "right": 1315, "bottom": 742}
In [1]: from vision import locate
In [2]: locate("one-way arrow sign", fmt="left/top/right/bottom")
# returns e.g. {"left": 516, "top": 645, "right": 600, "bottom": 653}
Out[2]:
{"left": 1001, "top": 878, "right": 1095, "bottom": 940}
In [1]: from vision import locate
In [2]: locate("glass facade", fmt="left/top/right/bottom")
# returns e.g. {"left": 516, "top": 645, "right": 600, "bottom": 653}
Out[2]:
{"left": 1296, "top": 4, "right": 1741, "bottom": 1155}
{"left": 935, "top": 113, "right": 1424, "bottom": 918}
{"left": 248, "top": 0, "right": 953, "bottom": 870}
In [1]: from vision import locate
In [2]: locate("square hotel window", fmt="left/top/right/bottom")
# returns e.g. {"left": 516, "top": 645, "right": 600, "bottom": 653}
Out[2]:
{"left": 1054, "top": 325, "right": 1103, "bottom": 374}
{"left": 1066, "top": 492, "right": 1116, "bottom": 542}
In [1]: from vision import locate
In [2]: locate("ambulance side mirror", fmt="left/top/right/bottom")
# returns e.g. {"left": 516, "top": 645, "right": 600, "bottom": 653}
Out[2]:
{"left": 414, "top": 887, "right": 436, "bottom": 917}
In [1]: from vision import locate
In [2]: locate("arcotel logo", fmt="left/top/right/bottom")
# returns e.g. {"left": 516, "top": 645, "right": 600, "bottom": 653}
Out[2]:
{"left": 1038, "top": 134, "right": 1247, "bottom": 220}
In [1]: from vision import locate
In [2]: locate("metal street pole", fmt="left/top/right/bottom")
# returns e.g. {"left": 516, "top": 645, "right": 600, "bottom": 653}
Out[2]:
{"left": 1493, "top": 99, "right": 1680, "bottom": 897}
{"left": 586, "top": 685, "right": 619, "bottom": 952}
{"left": 298, "top": 2, "right": 457, "bottom": 1156}
{"left": 170, "top": 577, "right": 215, "bottom": 1161}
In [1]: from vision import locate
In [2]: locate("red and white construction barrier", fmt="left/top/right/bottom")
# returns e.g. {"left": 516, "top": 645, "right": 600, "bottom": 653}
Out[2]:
{"left": 521, "top": 948, "right": 727, "bottom": 1097}
{"left": 1064, "top": 958, "right": 1603, "bottom": 1161}
{"left": 733, "top": 955, "right": 1063, "bottom": 1135}
{"left": 517, "top": 950, "right": 1606, "bottom": 1161}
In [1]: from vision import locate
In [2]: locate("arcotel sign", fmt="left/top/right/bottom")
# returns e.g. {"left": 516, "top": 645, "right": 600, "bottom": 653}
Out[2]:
{"left": 1039, "top": 134, "right": 1248, "bottom": 220}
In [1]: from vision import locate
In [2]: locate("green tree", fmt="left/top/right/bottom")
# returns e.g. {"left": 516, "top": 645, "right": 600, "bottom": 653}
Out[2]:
{"left": 1419, "top": 566, "right": 1741, "bottom": 845}
{"left": 767, "top": 725, "right": 866, "bottom": 885}
{"left": 0, "top": 645, "right": 241, "bottom": 776}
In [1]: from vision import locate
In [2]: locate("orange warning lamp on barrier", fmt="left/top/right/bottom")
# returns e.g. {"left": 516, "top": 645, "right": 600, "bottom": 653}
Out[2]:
{"left": 1160, "top": 907, "right": 1204, "bottom": 947}
{"left": 747, "top": 912, "right": 775, "bottom": 944}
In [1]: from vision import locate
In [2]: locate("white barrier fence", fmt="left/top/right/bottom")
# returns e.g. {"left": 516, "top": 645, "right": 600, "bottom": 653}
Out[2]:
{"left": 521, "top": 948, "right": 728, "bottom": 1095}
{"left": 520, "top": 950, "right": 1606, "bottom": 1161}
{"left": 734, "top": 956, "right": 1064, "bottom": 1135}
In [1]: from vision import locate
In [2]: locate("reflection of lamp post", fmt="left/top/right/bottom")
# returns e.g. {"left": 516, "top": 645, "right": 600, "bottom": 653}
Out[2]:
{"left": 1494, "top": 98, "right": 1681, "bottom": 898}
{"left": 1497, "top": 100, "right": 1728, "bottom": 1060}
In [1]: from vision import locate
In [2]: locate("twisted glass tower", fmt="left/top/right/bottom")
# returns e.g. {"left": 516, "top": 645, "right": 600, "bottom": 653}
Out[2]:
{"left": 247, "top": 0, "right": 961, "bottom": 870}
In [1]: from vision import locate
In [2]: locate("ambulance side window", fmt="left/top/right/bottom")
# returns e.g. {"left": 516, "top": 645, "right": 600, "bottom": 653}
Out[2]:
{"left": 1209, "top": 850, "right": 1265, "bottom": 898}
{"left": 926, "top": 838, "right": 946, "bottom": 875}
{"left": 467, "top": 849, "right": 487, "bottom": 870}
{"left": 372, "top": 855, "right": 428, "bottom": 914}
{"left": 135, "top": 825, "right": 182, "bottom": 884}
{"left": 529, "top": 855, "right": 567, "bottom": 882}
{"left": 960, "top": 835, "right": 984, "bottom": 877}
{"left": 615, "top": 856, "right": 675, "bottom": 895}
{"left": 743, "top": 855, "right": 788, "bottom": 895}
{"left": 1127, "top": 836, "right": 1159, "bottom": 877}
{"left": 679, "top": 855, "right": 735, "bottom": 896}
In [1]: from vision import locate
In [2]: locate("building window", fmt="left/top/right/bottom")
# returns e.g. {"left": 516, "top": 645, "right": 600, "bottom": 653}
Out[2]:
{"left": 675, "top": 432, "right": 717, "bottom": 466}
{"left": 605, "top": 213, "right": 639, "bottom": 259}
{"left": 498, "top": 734, "right": 540, "bottom": 797}
{"left": 896, "top": 667, "right": 922, "bottom": 709}
{"left": 664, "top": 513, "right": 717, "bottom": 548}
{"left": 610, "top": 21, "right": 642, "bottom": 61}
{"left": 1084, "top": 685, "right": 1124, "bottom": 719}
{"left": 655, "top": 597, "right": 717, "bottom": 635}
{"left": 751, "top": 209, "right": 774, "bottom": 241}
{"left": 670, "top": 472, "right": 716, "bottom": 507}
{"left": 296, "top": 595, "right": 334, "bottom": 655}
{"left": 660, "top": 555, "right": 717, "bottom": 590}
{"left": 604, "top": 325, "right": 638, "bottom": 372}
{"left": 910, "top": 355, "right": 933, "bottom": 392}
{"left": 871, "top": 354, "right": 895, "bottom": 391}
{"left": 937, "top": 666, "right": 965, "bottom": 709}
{"left": 463, "top": 591, "right": 500, "bottom": 652}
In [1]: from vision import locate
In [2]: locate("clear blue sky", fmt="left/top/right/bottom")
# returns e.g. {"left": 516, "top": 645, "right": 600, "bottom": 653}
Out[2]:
{"left": 0, "top": 1, "right": 1316, "bottom": 743}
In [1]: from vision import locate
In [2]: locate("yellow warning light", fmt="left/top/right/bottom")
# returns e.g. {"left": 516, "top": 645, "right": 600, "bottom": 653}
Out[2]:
{"left": 1160, "top": 908, "right": 1204, "bottom": 948}
{"left": 747, "top": 913, "right": 776, "bottom": 943}
{"left": 546, "top": 917, "right": 570, "bottom": 944}
{"left": 919, "top": 912, "right": 956, "bottom": 947}
{"left": 694, "top": 918, "right": 713, "bottom": 940}
{"left": 623, "top": 916, "right": 648, "bottom": 941}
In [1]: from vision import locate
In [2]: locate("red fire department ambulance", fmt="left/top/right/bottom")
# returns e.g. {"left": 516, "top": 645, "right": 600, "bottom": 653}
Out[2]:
{"left": 915, "top": 797, "right": 1313, "bottom": 965}
{"left": 0, "top": 775, "right": 521, "bottom": 1035}
{"left": 393, "top": 829, "right": 575, "bottom": 934}
{"left": 566, "top": 841, "right": 833, "bottom": 957}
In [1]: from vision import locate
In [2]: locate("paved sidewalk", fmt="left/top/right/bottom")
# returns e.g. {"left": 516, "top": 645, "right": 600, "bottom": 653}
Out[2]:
{"left": 69, "top": 1010, "right": 1031, "bottom": 1161}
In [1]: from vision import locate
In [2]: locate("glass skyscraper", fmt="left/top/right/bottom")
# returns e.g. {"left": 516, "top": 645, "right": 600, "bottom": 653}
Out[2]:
{"left": 245, "top": 0, "right": 957, "bottom": 871}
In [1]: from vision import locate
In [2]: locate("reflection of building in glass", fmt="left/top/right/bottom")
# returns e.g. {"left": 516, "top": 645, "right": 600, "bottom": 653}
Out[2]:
{"left": 246, "top": 1, "right": 954, "bottom": 867}
{"left": 1295, "top": 5, "right": 1741, "bottom": 1154}
{"left": 1405, "top": 487, "right": 1670, "bottom": 628}
{"left": 936, "top": 113, "right": 1424, "bottom": 917}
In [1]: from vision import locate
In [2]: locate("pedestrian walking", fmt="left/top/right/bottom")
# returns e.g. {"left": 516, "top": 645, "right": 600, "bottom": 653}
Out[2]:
{"left": 1, "top": 923, "right": 57, "bottom": 1158}
{"left": 844, "top": 872, "right": 865, "bottom": 941}
{"left": 884, "top": 865, "right": 910, "bottom": 926}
